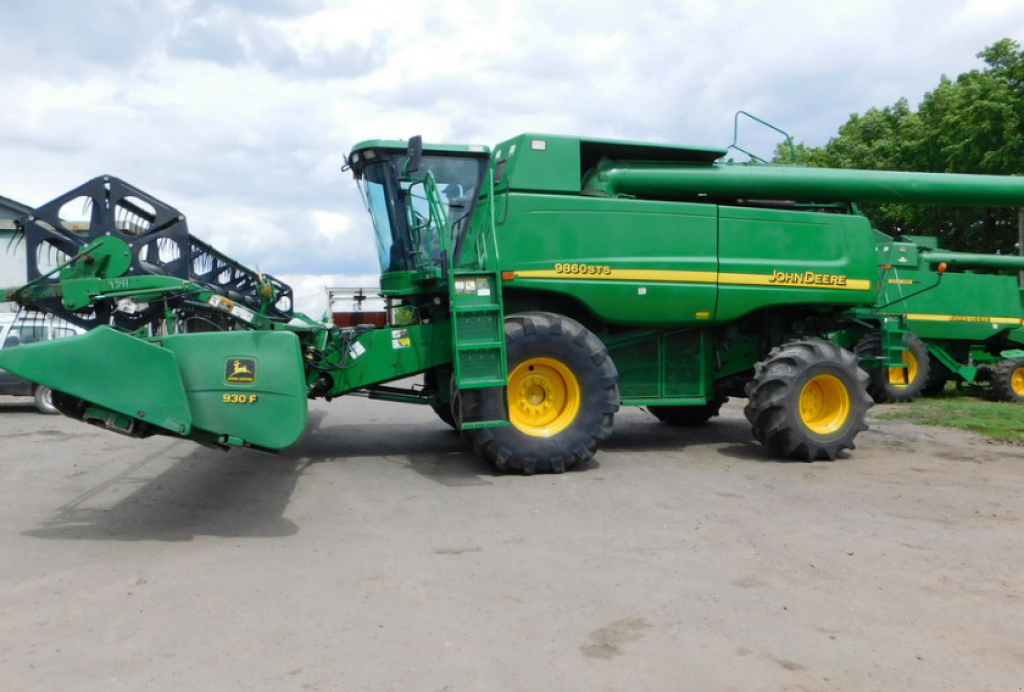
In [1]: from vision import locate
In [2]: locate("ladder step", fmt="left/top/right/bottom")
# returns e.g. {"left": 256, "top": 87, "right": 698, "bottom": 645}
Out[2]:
{"left": 457, "top": 377, "right": 508, "bottom": 388}
{"left": 460, "top": 419, "right": 510, "bottom": 430}
{"left": 456, "top": 341, "right": 504, "bottom": 351}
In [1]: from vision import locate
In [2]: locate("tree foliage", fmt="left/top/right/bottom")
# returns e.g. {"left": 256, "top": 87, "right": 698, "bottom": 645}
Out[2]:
{"left": 775, "top": 39, "right": 1024, "bottom": 254}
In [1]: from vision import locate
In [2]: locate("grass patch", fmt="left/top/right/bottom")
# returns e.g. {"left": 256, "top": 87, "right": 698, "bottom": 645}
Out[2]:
{"left": 874, "top": 386, "right": 1024, "bottom": 443}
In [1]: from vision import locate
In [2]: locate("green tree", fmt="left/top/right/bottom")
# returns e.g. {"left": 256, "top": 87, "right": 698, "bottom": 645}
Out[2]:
{"left": 775, "top": 39, "right": 1024, "bottom": 254}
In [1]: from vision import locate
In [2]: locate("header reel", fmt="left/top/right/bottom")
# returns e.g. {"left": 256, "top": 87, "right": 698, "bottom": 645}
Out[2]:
{"left": 13, "top": 175, "right": 293, "bottom": 331}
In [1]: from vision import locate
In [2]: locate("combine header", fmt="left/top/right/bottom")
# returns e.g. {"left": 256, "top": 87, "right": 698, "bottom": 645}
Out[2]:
{"left": 4, "top": 134, "right": 1024, "bottom": 472}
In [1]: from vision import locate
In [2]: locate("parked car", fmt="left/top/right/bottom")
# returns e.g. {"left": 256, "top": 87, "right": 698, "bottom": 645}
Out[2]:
{"left": 0, "top": 312, "right": 83, "bottom": 413}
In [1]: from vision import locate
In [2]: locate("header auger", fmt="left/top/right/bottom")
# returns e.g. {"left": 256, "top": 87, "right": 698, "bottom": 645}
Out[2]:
{"left": 3, "top": 134, "right": 1024, "bottom": 473}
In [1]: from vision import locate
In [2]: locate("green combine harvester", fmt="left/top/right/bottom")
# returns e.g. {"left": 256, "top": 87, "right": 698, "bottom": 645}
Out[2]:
{"left": 837, "top": 233, "right": 1024, "bottom": 403}
{"left": 3, "top": 134, "right": 1024, "bottom": 473}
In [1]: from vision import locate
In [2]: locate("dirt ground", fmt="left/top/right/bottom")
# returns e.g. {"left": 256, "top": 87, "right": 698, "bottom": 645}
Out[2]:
{"left": 0, "top": 394, "right": 1021, "bottom": 692}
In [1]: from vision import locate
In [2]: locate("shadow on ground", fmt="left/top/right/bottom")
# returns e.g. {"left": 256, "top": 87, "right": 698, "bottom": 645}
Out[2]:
{"left": 22, "top": 408, "right": 811, "bottom": 543}
{"left": 22, "top": 411, "right": 493, "bottom": 543}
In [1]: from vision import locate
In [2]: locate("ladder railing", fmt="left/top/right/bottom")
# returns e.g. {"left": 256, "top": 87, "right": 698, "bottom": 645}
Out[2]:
{"left": 446, "top": 174, "right": 509, "bottom": 429}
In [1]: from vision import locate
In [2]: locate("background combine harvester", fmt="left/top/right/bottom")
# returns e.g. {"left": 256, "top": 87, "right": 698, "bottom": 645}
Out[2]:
{"left": 3, "top": 134, "right": 1024, "bottom": 473}
{"left": 837, "top": 233, "right": 1024, "bottom": 403}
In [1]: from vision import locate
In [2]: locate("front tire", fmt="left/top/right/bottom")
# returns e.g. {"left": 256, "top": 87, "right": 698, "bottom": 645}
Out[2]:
{"left": 854, "top": 331, "right": 930, "bottom": 403}
{"left": 458, "top": 312, "right": 619, "bottom": 474}
{"left": 744, "top": 339, "right": 872, "bottom": 461}
{"left": 990, "top": 358, "right": 1024, "bottom": 402}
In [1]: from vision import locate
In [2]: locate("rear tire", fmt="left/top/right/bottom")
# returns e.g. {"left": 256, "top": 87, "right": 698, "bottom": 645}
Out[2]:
{"left": 744, "top": 339, "right": 872, "bottom": 461}
{"left": 33, "top": 385, "right": 59, "bottom": 415}
{"left": 648, "top": 397, "right": 727, "bottom": 425}
{"left": 458, "top": 312, "right": 619, "bottom": 474}
{"left": 990, "top": 358, "right": 1024, "bottom": 402}
{"left": 855, "top": 331, "right": 930, "bottom": 403}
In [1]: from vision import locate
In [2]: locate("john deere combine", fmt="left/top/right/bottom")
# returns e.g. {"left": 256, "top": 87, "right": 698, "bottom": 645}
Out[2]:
{"left": 840, "top": 232, "right": 1024, "bottom": 403}
{"left": 4, "top": 134, "right": 1024, "bottom": 473}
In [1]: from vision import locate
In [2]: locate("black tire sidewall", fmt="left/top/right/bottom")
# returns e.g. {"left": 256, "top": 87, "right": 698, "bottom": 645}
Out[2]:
{"left": 494, "top": 318, "right": 608, "bottom": 457}
{"left": 462, "top": 313, "right": 618, "bottom": 472}
{"left": 992, "top": 358, "right": 1024, "bottom": 402}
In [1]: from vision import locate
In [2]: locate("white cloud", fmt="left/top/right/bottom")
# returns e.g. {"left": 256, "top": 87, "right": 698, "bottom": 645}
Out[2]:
{"left": 2, "top": 0, "right": 1024, "bottom": 296}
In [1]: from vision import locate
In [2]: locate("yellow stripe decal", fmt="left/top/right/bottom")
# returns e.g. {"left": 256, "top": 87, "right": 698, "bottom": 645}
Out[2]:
{"left": 513, "top": 269, "right": 717, "bottom": 282}
{"left": 905, "top": 313, "right": 1024, "bottom": 325}
{"left": 512, "top": 268, "right": 871, "bottom": 291}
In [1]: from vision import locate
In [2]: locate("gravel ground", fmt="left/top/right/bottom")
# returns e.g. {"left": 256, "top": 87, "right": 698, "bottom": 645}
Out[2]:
{"left": 0, "top": 394, "right": 1021, "bottom": 692}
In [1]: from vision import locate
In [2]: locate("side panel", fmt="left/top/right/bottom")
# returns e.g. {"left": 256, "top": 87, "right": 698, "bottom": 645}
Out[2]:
{"left": 608, "top": 328, "right": 712, "bottom": 405}
{"left": 0, "top": 327, "right": 193, "bottom": 433}
{"left": 497, "top": 194, "right": 719, "bottom": 327}
{"left": 878, "top": 271, "right": 1024, "bottom": 342}
{"left": 161, "top": 331, "right": 308, "bottom": 449}
{"left": 330, "top": 322, "right": 454, "bottom": 393}
{"left": 716, "top": 208, "right": 878, "bottom": 322}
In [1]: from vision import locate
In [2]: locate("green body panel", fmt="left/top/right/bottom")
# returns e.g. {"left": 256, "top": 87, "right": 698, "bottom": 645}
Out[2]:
{"left": 492, "top": 133, "right": 726, "bottom": 196}
{"left": 715, "top": 207, "right": 877, "bottom": 321}
{"left": 881, "top": 271, "right": 1024, "bottom": 342}
{"left": 497, "top": 194, "right": 719, "bottom": 326}
{"left": 328, "top": 322, "right": 453, "bottom": 394}
{"left": 158, "top": 330, "right": 308, "bottom": 450}
{"left": 0, "top": 327, "right": 193, "bottom": 434}
{"left": 497, "top": 195, "right": 876, "bottom": 327}
{"left": 379, "top": 271, "right": 435, "bottom": 295}
{"left": 492, "top": 135, "right": 584, "bottom": 194}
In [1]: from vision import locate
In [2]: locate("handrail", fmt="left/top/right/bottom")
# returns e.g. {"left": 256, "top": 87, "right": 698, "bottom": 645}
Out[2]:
{"left": 729, "top": 110, "right": 796, "bottom": 164}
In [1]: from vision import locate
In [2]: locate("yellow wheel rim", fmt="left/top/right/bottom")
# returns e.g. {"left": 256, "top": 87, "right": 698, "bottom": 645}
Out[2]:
{"left": 799, "top": 374, "right": 851, "bottom": 435}
{"left": 1012, "top": 367, "right": 1024, "bottom": 396}
{"left": 888, "top": 350, "right": 918, "bottom": 388}
{"left": 508, "top": 357, "right": 581, "bottom": 437}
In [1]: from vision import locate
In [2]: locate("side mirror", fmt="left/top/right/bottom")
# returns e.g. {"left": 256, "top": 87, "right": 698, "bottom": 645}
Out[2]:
{"left": 404, "top": 135, "right": 423, "bottom": 176}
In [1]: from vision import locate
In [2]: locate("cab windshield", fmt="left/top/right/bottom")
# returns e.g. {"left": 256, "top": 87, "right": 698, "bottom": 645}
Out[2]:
{"left": 358, "top": 153, "right": 486, "bottom": 273}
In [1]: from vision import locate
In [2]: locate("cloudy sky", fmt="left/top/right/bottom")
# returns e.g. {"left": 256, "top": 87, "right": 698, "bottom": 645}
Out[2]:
{"left": 2, "top": 0, "right": 1024, "bottom": 314}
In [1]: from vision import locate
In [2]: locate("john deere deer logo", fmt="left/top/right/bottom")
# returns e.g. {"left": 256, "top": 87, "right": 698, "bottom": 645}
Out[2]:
{"left": 225, "top": 357, "right": 257, "bottom": 384}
